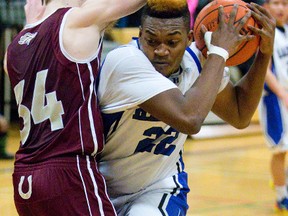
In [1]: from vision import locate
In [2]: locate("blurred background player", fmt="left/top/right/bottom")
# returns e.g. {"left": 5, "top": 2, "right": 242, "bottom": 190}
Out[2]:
{"left": 98, "top": 0, "right": 275, "bottom": 215}
{"left": 4, "top": 0, "right": 147, "bottom": 215}
{"left": 258, "top": 0, "right": 288, "bottom": 212}
{"left": 0, "top": 113, "right": 13, "bottom": 159}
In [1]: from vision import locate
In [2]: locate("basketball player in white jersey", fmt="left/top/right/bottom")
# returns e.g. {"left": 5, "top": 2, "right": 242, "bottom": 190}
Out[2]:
{"left": 4, "top": 0, "right": 147, "bottom": 215}
{"left": 258, "top": 0, "right": 288, "bottom": 212}
{"left": 98, "top": 0, "right": 275, "bottom": 215}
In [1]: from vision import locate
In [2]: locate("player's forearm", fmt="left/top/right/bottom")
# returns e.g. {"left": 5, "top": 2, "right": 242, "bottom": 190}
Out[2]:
{"left": 234, "top": 51, "right": 270, "bottom": 126}
{"left": 182, "top": 55, "right": 226, "bottom": 128}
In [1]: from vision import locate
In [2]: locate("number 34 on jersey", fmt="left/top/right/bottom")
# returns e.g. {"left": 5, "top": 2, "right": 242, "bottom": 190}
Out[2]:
{"left": 14, "top": 69, "right": 64, "bottom": 145}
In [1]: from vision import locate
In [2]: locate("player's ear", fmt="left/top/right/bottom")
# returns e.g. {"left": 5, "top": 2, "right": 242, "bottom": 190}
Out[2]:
{"left": 187, "top": 30, "right": 193, "bottom": 46}
{"left": 139, "top": 26, "right": 143, "bottom": 37}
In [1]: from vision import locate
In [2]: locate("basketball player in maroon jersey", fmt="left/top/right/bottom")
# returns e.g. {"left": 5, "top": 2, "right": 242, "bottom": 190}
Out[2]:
{"left": 4, "top": 0, "right": 147, "bottom": 215}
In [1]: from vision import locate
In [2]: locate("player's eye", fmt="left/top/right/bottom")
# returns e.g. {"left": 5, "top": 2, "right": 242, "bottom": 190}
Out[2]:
{"left": 146, "top": 38, "right": 157, "bottom": 46}
{"left": 168, "top": 40, "right": 179, "bottom": 47}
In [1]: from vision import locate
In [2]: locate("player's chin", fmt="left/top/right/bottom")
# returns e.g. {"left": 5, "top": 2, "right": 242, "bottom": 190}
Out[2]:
{"left": 153, "top": 64, "right": 171, "bottom": 76}
{"left": 155, "top": 67, "right": 171, "bottom": 77}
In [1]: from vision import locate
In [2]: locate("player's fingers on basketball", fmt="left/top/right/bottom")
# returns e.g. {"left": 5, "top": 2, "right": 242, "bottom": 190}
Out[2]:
{"left": 200, "top": 24, "right": 208, "bottom": 36}
{"left": 248, "top": 25, "right": 265, "bottom": 37}
{"left": 244, "top": 34, "right": 256, "bottom": 42}
{"left": 251, "top": 11, "right": 275, "bottom": 36}
{"left": 227, "top": 4, "right": 238, "bottom": 26}
{"left": 249, "top": 25, "right": 274, "bottom": 47}
{"left": 247, "top": 3, "right": 275, "bottom": 30}
{"left": 237, "top": 34, "right": 254, "bottom": 45}
{"left": 248, "top": 10, "right": 270, "bottom": 33}
{"left": 250, "top": 2, "right": 274, "bottom": 20}
{"left": 235, "top": 10, "right": 251, "bottom": 33}
{"left": 248, "top": 25, "right": 274, "bottom": 55}
{"left": 217, "top": 5, "right": 225, "bottom": 27}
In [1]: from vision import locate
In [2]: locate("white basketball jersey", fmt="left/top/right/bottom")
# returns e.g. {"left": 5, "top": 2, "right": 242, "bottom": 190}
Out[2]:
{"left": 98, "top": 39, "right": 230, "bottom": 202}
{"left": 259, "top": 25, "right": 288, "bottom": 151}
{"left": 271, "top": 25, "right": 288, "bottom": 89}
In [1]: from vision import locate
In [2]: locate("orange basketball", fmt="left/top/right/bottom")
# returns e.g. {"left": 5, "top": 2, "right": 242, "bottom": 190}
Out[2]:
{"left": 193, "top": 0, "right": 260, "bottom": 66}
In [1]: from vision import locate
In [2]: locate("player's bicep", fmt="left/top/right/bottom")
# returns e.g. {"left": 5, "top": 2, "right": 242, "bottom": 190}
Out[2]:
{"left": 139, "top": 89, "right": 189, "bottom": 128}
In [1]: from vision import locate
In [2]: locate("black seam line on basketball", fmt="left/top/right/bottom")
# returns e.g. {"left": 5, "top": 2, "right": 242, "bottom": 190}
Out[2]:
{"left": 229, "top": 41, "right": 249, "bottom": 59}
{"left": 199, "top": 20, "right": 255, "bottom": 53}
{"left": 158, "top": 193, "right": 168, "bottom": 216}
{"left": 195, "top": 4, "right": 248, "bottom": 31}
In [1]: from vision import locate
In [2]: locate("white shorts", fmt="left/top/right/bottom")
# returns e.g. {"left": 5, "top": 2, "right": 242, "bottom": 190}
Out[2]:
{"left": 112, "top": 172, "right": 189, "bottom": 216}
{"left": 259, "top": 90, "right": 288, "bottom": 153}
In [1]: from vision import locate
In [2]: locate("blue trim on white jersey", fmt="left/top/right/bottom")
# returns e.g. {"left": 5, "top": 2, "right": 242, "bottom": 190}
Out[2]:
{"left": 263, "top": 92, "right": 283, "bottom": 145}
{"left": 185, "top": 47, "right": 202, "bottom": 73}
{"left": 157, "top": 151, "right": 189, "bottom": 216}
{"left": 262, "top": 58, "right": 284, "bottom": 145}
{"left": 158, "top": 171, "right": 189, "bottom": 216}
{"left": 132, "top": 37, "right": 141, "bottom": 49}
{"left": 102, "top": 112, "right": 124, "bottom": 141}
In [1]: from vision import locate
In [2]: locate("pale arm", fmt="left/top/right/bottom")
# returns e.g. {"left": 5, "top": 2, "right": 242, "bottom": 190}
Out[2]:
{"left": 22, "top": 0, "right": 147, "bottom": 60}
{"left": 67, "top": 0, "right": 147, "bottom": 29}
{"left": 63, "top": 0, "right": 146, "bottom": 60}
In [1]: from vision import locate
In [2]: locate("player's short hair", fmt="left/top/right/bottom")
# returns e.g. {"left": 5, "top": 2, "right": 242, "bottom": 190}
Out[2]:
{"left": 141, "top": 0, "right": 191, "bottom": 32}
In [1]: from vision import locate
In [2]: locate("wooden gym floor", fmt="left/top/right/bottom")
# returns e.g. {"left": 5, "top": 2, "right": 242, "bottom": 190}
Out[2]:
{"left": 0, "top": 123, "right": 283, "bottom": 216}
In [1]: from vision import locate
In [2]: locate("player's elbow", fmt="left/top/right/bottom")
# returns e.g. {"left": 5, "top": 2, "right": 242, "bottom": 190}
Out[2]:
{"left": 176, "top": 116, "right": 204, "bottom": 135}
{"left": 230, "top": 118, "right": 251, "bottom": 130}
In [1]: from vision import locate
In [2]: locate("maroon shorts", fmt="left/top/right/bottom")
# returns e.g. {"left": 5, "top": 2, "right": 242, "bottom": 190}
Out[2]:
{"left": 13, "top": 156, "right": 116, "bottom": 216}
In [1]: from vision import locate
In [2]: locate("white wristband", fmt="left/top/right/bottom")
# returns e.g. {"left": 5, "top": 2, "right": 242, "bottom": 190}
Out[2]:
{"left": 204, "top": 31, "right": 229, "bottom": 62}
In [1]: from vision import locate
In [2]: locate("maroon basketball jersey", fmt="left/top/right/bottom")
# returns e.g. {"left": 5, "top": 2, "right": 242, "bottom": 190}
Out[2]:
{"left": 7, "top": 8, "right": 104, "bottom": 164}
